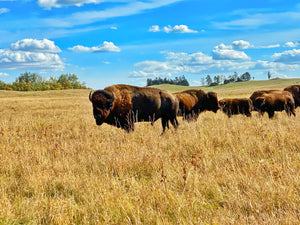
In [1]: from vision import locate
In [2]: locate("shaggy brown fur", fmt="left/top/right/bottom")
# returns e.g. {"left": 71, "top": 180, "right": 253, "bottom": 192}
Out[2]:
{"left": 284, "top": 85, "right": 300, "bottom": 108}
{"left": 89, "top": 84, "right": 179, "bottom": 133}
{"left": 174, "top": 89, "right": 219, "bottom": 121}
{"left": 219, "top": 98, "right": 252, "bottom": 117}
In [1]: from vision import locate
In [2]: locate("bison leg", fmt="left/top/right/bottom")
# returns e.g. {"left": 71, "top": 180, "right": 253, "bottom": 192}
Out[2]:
{"left": 161, "top": 118, "right": 168, "bottom": 134}
{"left": 170, "top": 117, "right": 179, "bottom": 130}
{"left": 267, "top": 111, "right": 275, "bottom": 119}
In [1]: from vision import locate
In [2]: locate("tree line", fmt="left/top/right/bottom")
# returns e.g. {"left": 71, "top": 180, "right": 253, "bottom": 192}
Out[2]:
{"left": 0, "top": 72, "right": 87, "bottom": 91}
{"left": 203, "top": 72, "right": 252, "bottom": 86}
{"left": 146, "top": 75, "right": 189, "bottom": 86}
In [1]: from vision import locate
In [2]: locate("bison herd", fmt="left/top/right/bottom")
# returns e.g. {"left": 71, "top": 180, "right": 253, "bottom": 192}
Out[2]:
{"left": 89, "top": 84, "right": 300, "bottom": 134}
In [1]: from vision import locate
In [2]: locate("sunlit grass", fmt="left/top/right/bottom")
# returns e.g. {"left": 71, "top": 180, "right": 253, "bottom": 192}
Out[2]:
{"left": 0, "top": 81, "right": 299, "bottom": 224}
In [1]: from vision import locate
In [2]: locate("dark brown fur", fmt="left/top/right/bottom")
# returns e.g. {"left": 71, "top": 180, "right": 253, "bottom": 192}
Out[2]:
{"left": 252, "top": 91, "right": 296, "bottom": 118}
{"left": 174, "top": 89, "right": 220, "bottom": 121}
{"left": 219, "top": 98, "right": 252, "bottom": 117}
{"left": 284, "top": 85, "right": 300, "bottom": 108}
{"left": 89, "top": 84, "right": 179, "bottom": 133}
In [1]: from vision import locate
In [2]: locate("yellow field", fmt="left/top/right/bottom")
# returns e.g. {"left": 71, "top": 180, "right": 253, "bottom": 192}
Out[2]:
{"left": 0, "top": 80, "right": 300, "bottom": 224}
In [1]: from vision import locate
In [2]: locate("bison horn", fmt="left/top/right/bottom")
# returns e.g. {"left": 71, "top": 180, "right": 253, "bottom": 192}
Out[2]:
{"left": 89, "top": 90, "right": 93, "bottom": 102}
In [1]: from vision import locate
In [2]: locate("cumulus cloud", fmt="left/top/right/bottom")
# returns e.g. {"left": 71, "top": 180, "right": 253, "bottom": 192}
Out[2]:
{"left": 0, "top": 39, "right": 64, "bottom": 71}
{"left": 10, "top": 38, "right": 61, "bottom": 53}
{"left": 232, "top": 40, "right": 252, "bottom": 49}
{"left": 149, "top": 25, "right": 160, "bottom": 32}
{"left": 68, "top": 41, "right": 121, "bottom": 52}
{"left": 149, "top": 25, "right": 198, "bottom": 33}
{"left": 272, "top": 49, "right": 300, "bottom": 64}
{"left": 0, "top": 72, "right": 9, "bottom": 77}
{"left": 284, "top": 41, "right": 300, "bottom": 47}
{"left": 212, "top": 44, "right": 250, "bottom": 60}
{"left": 38, "top": 0, "right": 103, "bottom": 9}
{"left": 163, "top": 25, "right": 198, "bottom": 33}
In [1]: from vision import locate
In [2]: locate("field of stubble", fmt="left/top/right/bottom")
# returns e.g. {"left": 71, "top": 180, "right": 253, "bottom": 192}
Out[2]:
{"left": 0, "top": 81, "right": 299, "bottom": 224}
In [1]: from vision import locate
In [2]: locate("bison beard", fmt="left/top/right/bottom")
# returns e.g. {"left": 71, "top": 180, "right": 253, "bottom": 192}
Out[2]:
{"left": 89, "top": 84, "right": 179, "bottom": 133}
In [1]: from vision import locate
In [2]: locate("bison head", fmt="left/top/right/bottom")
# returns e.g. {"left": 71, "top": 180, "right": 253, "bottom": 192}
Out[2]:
{"left": 206, "top": 92, "right": 220, "bottom": 113}
{"left": 89, "top": 90, "right": 115, "bottom": 126}
{"left": 253, "top": 97, "right": 266, "bottom": 113}
{"left": 218, "top": 99, "right": 227, "bottom": 113}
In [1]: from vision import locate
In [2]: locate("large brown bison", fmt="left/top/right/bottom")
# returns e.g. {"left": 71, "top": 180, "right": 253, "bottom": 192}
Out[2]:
{"left": 174, "top": 89, "right": 219, "bottom": 121}
{"left": 89, "top": 84, "right": 179, "bottom": 133}
{"left": 251, "top": 91, "right": 296, "bottom": 118}
{"left": 250, "top": 90, "right": 282, "bottom": 113}
{"left": 284, "top": 85, "right": 300, "bottom": 108}
{"left": 219, "top": 98, "right": 252, "bottom": 117}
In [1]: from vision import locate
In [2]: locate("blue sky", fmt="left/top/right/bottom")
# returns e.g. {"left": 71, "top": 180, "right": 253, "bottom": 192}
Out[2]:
{"left": 0, "top": 0, "right": 300, "bottom": 89}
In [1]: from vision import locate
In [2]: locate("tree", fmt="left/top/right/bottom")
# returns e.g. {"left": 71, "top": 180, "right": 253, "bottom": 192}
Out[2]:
{"left": 206, "top": 75, "right": 212, "bottom": 86}
{"left": 268, "top": 71, "right": 271, "bottom": 80}
{"left": 241, "top": 72, "right": 251, "bottom": 81}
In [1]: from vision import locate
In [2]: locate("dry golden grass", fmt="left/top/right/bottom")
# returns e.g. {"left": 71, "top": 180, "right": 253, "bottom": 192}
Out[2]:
{"left": 0, "top": 84, "right": 300, "bottom": 224}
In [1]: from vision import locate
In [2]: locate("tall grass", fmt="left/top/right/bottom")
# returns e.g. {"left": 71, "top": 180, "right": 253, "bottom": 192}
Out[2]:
{"left": 0, "top": 83, "right": 299, "bottom": 224}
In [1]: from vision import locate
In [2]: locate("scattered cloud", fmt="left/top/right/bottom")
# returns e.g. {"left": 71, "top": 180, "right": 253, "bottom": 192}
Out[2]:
{"left": 149, "top": 25, "right": 160, "bottom": 32}
{"left": 38, "top": 0, "right": 103, "bottom": 9}
{"left": 0, "top": 39, "right": 64, "bottom": 71}
{"left": 110, "top": 26, "right": 118, "bottom": 30}
{"left": 149, "top": 25, "right": 198, "bottom": 33}
{"left": 272, "top": 49, "right": 300, "bottom": 64}
{"left": 10, "top": 38, "right": 61, "bottom": 53}
{"left": 212, "top": 43, "right": 250, "bottom": 60}
{"left": 163, "top": 25, "right": 198, "bottom": 33}
{"left": 0, "top": 8, "right": 9, "bottom": 15}
{"left": 69, "top": 41, "right": 121, "bottom": 52}
{"left": 232, "top": 40, "right": 252, "bottom": 49}
{"left": 0, "top": 72, "right": 9, "bottom": 77}
{"left": 43, "top": 0, "right": 184, "bottom": 28}
{"left": 284, "top": 41, "right": 300, "bottom": 47}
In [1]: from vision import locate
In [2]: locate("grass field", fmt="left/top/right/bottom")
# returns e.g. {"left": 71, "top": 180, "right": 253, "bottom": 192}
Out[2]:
{"left": 0, "top": 79, "right": 300, "bottom": 224}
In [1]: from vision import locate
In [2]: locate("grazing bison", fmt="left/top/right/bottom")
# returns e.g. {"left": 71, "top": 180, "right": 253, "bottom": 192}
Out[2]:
{"left": 252, "top": 91, "right": 296, "bottom": 118}
{"left": 250, "top": 90, "right": 282, "bottom": 114}
{"left": 174, "top": 89, "right": 219, "bottom": 121}
{"left": 89, "top": 84, "right": 179, "bottom": 133}
{"left": 219, "top": 98, "right": 252, "bottom": 117}
{"left": 284, "top": 85, "right": 300, "bottom": 108}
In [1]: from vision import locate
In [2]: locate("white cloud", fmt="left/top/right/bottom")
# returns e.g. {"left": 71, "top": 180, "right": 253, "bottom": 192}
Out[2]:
{"left": 232, "top": 40, "right": 252, "bottom": 49}
{"left": 212, "top": 44, "right": 250, "bottom": 60}
{"left": 163, "top": 25, "right": 198, "bottom": 33}
{"left": 0, "top": 8, "right": 9, "bottom": 15}
{"left": 0, "top": 49, "right": 64, "bottom": 71}
{"left": 284, "top": 41, "right": 300, "bottom": 47}
{"left": 110, "top": 26, "right": 117, "bottom": 30}
{"left": 43, "top": 0, "right": 184, "bottom": 27}
{"left": 0, "top": 39, "right": 64, "bottom": 71}
{"left": 149, "top": 25, "right": 160, "bottom": 32}
{"left": 69, "top": 41, "right": 121, "bottom": 52}
{"left": 255, "top": 44, "right": 280, "bottom": 49}
{"left": 131, "top": 49, "right": 298, "bottom": 78}
{"left": 272, "top": 49, "right": 300, "bottom": 64}
{"left": 10, "top": 39, "right": 61, "bottom": 53}
{"left": 254, "top": 60, "right": 299, "bottom": 70}
{"left": 38, "top": 0, "right": 103, "bottom": 9}
{"left": 0, "top": 72, "right": 9, "bottom": 77}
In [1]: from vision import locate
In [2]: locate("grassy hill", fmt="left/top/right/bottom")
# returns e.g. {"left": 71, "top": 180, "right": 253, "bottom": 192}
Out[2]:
{"left": 151, "top": 78, "right": 300, "bottom": 98}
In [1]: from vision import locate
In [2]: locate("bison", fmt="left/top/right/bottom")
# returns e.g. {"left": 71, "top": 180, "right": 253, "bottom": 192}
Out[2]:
{"left": 219, "top": 98, "right": 252, "bottom": 117}
{"left": 251, "top": 91, "right": 296, "bottom": 118}
{"left": 174, "top": 89, "right": 219, "bottom": 121}
{"left": 284, "top": 85, "right": 300, "bottom": 108}
{"left": 89, "top": 84, "right": 179, "bottom": 133}
{"left": 250, "top": 90, "right": 283, "bottom": 114}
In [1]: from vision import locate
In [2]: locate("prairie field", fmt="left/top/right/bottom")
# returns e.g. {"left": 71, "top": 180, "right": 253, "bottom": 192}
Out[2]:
{"left": 0, "top": 79, "right": 300, "bottom": 224}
